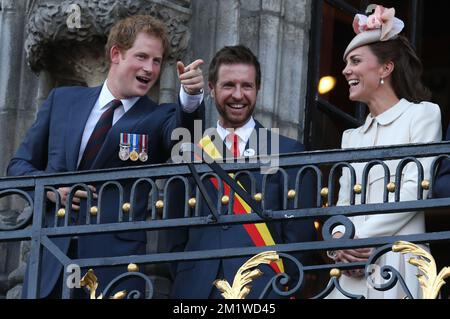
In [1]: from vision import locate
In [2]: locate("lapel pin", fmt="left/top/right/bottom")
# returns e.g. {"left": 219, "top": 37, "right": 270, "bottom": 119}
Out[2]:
{"left": 243, "top": 148, "right": 256, "bottom": 157}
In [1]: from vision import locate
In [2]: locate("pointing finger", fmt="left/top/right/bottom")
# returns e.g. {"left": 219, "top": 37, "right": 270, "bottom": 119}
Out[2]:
{"left": 184, "top": 59, "right": 204, "bottom": 72}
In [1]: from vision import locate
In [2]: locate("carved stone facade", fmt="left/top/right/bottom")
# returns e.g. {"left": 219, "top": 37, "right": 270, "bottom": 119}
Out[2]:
{"left": 0, "top": 0, "right": 312, "bottom": 298}
{"left": 26, "top": 0, "right": 192, "bottom": 98}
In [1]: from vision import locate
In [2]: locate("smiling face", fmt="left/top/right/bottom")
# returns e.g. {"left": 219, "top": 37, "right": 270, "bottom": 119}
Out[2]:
{"left": 210, "top": 63, "right": 258, "bottom": 129}
{"left": 108, "top": 32, "right": 164, "bottom": 99}
{"left": 342, "top": 45, "right": 386, "bottom": 103}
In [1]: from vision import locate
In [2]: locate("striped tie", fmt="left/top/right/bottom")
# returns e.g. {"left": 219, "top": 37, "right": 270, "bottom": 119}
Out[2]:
{"left": 78, "top": 99, "right": 122, "bottom": 170}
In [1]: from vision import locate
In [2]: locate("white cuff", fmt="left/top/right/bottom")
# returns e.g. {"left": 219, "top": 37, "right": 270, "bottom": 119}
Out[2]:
{"left": 179, "top": 87, "right": 204, "bottom": 113}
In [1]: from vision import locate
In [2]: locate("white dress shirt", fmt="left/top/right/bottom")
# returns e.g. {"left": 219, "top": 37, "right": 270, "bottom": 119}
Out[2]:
{"left": 77, "top": 80, "right": 203, "bottom": 165}
{"left": 216, "top": 117, "right": 256, "bottom": 155}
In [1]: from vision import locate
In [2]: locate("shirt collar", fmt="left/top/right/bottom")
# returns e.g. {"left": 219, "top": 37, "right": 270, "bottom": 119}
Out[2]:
{"left": 99, "top": 80, "right": 140, "bottom": 112}
{"left": 361, "top": 114, "right": 376, "bottom": 133}
{"left": 216, "top": 117, "right": 256, "bottom": 143}
{"left": 361, "top": 99, "right": 410, "bottom": 133}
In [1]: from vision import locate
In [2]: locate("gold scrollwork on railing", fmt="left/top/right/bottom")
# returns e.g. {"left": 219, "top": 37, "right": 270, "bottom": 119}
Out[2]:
{"left": 213, "top": 251, "right": 280, "bottom": 299}
{"left": 393, "top": 241, "right": 450, "bottom": 299}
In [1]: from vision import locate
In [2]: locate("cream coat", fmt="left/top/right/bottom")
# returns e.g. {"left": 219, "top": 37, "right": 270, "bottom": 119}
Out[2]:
{"left": 327, "top": 99, "right": 442, "bottom": 299}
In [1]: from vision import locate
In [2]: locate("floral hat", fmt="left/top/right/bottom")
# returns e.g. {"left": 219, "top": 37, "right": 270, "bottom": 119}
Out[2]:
{"left": 343, "top": 4, "right": 404, "bottom": 61}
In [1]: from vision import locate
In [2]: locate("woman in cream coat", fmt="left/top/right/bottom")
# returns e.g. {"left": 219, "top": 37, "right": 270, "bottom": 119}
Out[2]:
{"left": 327, "top": 5, "right": 442, "bottom": 299}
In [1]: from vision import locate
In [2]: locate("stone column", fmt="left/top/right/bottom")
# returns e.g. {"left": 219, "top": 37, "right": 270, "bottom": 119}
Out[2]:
{"left": 203, "top": 0, "right": 240, "bottom": 128}
{"left": 214, "top": 0, "right": 240, "bottom": 49}
{"left": 257, "top": 0, "right": 283, "bottom": 130}
{"left": 276, "top": 0, "right": 311, "bottom": 140}
{"left": 242, "top": 0, "right": 311, "bottom": 141}
{"left": 159, "top": 63, "right": 178, "bottom": 104}
{"left": 0, "top": 0, "right": 28, "bottom": 180}
{"left": 239, "top": 0, "right": 261, "bottom": 52}
{"left": 0, "top": 0, "right": 38, "bottom": 299}
{"left": 194, "top": 0, "right": 239, "bottom": 128}
{"left": 0, "top": 2, "right": 2, "bottom": 33}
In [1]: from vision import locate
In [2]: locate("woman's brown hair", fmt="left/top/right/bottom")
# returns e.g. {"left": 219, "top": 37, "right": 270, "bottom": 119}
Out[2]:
{"left": 369, "top": 35, "right": 431, "bottom": 102}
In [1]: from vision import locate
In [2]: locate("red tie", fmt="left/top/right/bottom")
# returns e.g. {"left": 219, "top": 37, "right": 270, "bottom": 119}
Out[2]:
{"left": 227, "top": 133, "right": 240, "bottom": 158}
{"left": 78, "top": 99, "right": 122, "bottom": 170}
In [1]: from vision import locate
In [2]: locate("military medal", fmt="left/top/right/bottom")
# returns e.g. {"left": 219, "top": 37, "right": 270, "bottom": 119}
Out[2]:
{"left": 129, "top": 134, "right": 139, "bottom": 161}
{"left": 119, "top": 133, "right": 130, "bottom": 161}
{"left": 139, "top": 134, "right": 148, "bottom": 162}
{"left": 129, "top": 151, "right": 139, "bottom": 161}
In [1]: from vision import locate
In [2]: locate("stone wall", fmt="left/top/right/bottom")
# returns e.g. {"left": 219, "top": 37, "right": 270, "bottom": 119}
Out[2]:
{"left": 0, "top": 0, "right": 40, "bottom": 181}
{"left": 0, "top": 0, "right": 312, "bottom": 298}
{"left": 0, "top": 0, "right": 39, "bottom": 298}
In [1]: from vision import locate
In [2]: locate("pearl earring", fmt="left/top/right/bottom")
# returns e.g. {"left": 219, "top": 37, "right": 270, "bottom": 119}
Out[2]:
{"left": 380, "top": 78, "right": 385, "bottom": 85}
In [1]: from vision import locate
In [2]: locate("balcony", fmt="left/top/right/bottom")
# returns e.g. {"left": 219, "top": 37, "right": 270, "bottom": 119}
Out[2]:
{"left": 1, "top": 142, "right": 450, "bottom": 299}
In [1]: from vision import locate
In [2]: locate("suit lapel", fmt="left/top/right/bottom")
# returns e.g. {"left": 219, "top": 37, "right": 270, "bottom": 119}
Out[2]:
{"left": 242, "top": 122, "right": 283, "bottom": 243}
{"left": 201, "top": 129, "right": 239, "bottom": 215}
{"left": 241, "top": 122, "right": 263, "bottom": 192}
{"left": 66, "top": 86, "right": 102, "bottom": 171}
{"left": 91, "top": 95, "right": 156, "bottom": 169}
{"left": 244, "top": 120, "right": 272, "bottom": 156}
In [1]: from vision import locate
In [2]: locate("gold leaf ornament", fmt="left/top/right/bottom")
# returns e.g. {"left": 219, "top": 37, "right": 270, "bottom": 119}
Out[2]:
{"left": 110, "top": 290, "right": 127, "bottom": 299}
{"left": 213, "top": 251, "right": 280, "bottom": 299}
{"left": 80, "top": 269, "right": 99, "bottom": 299}
{"left": 393, "top": 241, "right": 450, "bottom": 299}
{"left": 80, "top": 269, "right": 126, "bottom": 299}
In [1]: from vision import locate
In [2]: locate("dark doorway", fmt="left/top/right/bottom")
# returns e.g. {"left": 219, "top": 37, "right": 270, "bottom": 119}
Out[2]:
{"left": 422, "top": 1, "right": 450, "bottom": 300}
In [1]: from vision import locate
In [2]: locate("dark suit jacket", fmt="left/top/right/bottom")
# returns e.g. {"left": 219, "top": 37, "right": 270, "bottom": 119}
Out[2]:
{"left": 166, "top": 121, "right": 317, "bottom": 299}
{"left": 434, "top": 125, "right": 450, "bottom": 198}
{"left": 7, "top": 85, "right": 203, "bottom": 298}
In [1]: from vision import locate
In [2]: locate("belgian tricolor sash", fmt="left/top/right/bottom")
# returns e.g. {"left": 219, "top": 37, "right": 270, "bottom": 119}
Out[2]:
{"left": 198, "top": 135, "right": 284, "bottom": 273}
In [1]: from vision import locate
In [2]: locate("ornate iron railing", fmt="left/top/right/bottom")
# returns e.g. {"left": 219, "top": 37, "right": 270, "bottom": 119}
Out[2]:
{"left": 1, "top": 142, "right": 450, "bottom": 299}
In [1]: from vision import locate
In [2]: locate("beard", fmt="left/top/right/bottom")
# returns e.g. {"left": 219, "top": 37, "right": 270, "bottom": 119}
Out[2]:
{"left": 216, "top": 103, "right": 255, "bottom": 129}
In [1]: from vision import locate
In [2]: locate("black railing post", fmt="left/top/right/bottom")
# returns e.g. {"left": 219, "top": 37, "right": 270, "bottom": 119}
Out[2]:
{"left": 26, "top": 180, "right": 45, "bottom": 299}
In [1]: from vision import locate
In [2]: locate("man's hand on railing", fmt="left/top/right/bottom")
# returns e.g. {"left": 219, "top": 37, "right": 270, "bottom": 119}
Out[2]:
{"left": 46, "top": 186, "right": 97, "bottom": 211}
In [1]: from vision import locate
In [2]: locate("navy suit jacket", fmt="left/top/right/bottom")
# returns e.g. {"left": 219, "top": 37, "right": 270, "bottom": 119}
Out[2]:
{"left": 166, "top": 121, "right": 317, "bottom": 299}
{"left": 7, "top": 85, "right": 203, "bottom": 298}
{"left": 434, "top": 125, "right": 450, "bottom": 198}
